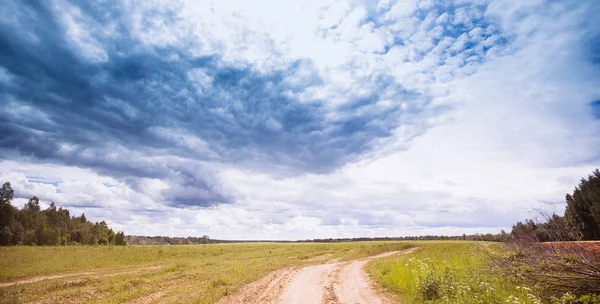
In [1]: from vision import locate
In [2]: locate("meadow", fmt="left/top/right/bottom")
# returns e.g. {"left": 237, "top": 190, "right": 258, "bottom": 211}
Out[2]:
{"left": 0, "top": 242, "right": 413, "bottom": 303}
{"left": 0, "top": 241, "right": 543, "bottom": 304}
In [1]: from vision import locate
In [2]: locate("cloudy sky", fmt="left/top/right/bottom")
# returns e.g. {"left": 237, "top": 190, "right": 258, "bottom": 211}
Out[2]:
{"left": 1, "top": 0, "right": 599, "bottom": 240}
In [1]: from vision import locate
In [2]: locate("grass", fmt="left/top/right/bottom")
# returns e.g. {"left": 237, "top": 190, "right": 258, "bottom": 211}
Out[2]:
{"left": 0, "top": 241, "right": 413, "bottom": 304}
{"left": 368, "top": 241, "right": 542, "bottom": 304}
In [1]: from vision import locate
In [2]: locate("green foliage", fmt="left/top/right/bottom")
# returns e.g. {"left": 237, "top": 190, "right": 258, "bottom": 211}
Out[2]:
{"left": 0, "top": 181, "right": 125, "bottom": 246}
{"left": 564, "top": 169, "right": 600, "bottom": 240}
{"left": 0, "top": 182, "right": 14, "bottom": 204}
{"left": 0, "top": 226, "right": 13, "bottom": 246}
{"left": 554, "top": 292, "right": 600, "bottom": 304}
{"left": 115, "top": 231, "right": 127, "bottom": 246}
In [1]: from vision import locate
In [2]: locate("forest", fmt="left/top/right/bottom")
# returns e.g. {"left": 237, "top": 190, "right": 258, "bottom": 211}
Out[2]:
{"left": 0, "top": 182, "right": 125, "bottom": 246}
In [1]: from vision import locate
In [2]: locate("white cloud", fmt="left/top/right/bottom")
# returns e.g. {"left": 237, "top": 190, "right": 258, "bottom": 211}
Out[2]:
{"left": 50, "top": 0, "right": 110, "bottom": 63}
{"left": 385, "top": 0, "right": 418, "bottom": 20}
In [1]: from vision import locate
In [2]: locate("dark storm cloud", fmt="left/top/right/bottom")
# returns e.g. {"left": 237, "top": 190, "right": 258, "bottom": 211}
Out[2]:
{"left": 0, "top": 0, "right": 419, "bottom": 206}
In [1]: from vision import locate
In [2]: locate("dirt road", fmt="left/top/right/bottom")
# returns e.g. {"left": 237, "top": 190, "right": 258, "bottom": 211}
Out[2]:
{"left": 0, "top": 266, "right": 163, "bottom": 288}
{"left": 219, "top": 248, "right": 416, "bottom": 304}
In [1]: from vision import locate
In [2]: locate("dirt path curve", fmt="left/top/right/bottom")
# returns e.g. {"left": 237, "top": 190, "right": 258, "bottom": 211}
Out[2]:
{"left": 219, "top": 248, "right": 416, "bottom": 304}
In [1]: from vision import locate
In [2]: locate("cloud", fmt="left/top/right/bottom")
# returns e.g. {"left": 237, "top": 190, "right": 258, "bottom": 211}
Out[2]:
{"left": 0, "top": 0, "right": 599, "bottom": 239}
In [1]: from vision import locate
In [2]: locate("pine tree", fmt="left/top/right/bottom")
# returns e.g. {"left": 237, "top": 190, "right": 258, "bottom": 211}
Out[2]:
{"left": 564, "top": 169, "right": 600, "bottom": 240}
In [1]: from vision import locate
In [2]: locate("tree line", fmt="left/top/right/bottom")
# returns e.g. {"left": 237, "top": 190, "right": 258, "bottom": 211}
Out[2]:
{"left": 0, "top": 182, "right": 126, "bottom": 246}
{"left": 127, "top": 235, "right": 210, "bottom": 245}
{"left": 509, "top": 169, "right": 600, "bottom": 242}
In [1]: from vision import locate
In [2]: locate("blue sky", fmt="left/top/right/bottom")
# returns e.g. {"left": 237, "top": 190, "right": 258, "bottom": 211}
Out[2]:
{"left": 1, "top": 0, "right": 599, "bottom": 239}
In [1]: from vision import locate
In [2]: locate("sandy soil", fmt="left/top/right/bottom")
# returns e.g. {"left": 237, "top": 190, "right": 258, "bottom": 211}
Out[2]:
{"left": 220, "top": 248, "right": 416, "bottom": 304}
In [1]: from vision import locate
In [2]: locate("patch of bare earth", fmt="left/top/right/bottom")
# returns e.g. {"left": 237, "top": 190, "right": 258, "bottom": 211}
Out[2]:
{"left": 216, "top": 267, "right": 297, "bottom": 304}
{"left": 223, "top": 248, "right": 416, "bottom": 304}
{"left": 0, "top": 266, "right": 163, "bottom": 288}
{"left": 126, "top": 291, "right": 167, "bottom": 304}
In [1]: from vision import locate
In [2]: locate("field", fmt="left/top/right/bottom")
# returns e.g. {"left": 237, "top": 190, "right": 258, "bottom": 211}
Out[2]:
{"left": 369, "top": 241, "right": 542, "bottom": 304}
{"left": 0, "top": 241, "right": 535, "bottom": 304}
{"left": 0, "top": 242, "right": 413, "bottom": 303}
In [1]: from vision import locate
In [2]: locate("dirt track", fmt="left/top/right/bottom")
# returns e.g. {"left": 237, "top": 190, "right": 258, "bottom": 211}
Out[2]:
{"left": 219, "top": 248, "right": 416, "bottom": 304}
{"left": 0, "top": 266, "right": 163, "bottom": 288}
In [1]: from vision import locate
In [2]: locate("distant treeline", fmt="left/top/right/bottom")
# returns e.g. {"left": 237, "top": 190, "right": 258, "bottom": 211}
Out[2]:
{"left": 126, "top": 233, "right": 506, "bottom": 245}
{"left": 302, "top": 234, "right": 506, "bottom": 243}
{"left": 127, "top": 235, "right": 304, "bottom": 245}
{"left": 127, "top": 235, "right": 211, "bottom": 245}
{"left": 0, "top": 182, "right": 126, "bottom": 246}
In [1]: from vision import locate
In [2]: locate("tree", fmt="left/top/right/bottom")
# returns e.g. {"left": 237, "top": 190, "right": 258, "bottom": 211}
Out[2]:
{"left": 98, "top": 236, "right": 109, "bottom": 245}
{"left": 24, "top": 197, "right": 41, "bottom": 213}
{"left": 115, "top": 231, "right": 127, "bottom": 246}
{"left": 0, "top": 182, "right": 14, "bottom": 205}
{"left": 511, "top": 219, "right": 538, "bottom": 241}
{"left": 0, "top": 182, "right": 16, "bottom": 231}
{"left": 36, "top": 220, "right": 48, "bottom": 245}
{"left": 11, "top": 223, "right": 24, "bottom": 245}
{"left": 0, "top": 227, "right": 12, "bottom": 246}
{"left": 23, "top": 230, "right": 36, "bottom": 245}
{"left": 564, "top": 169, "right": 600, "bottom": 240}
{"left": 200, "top": 235, "right": 210, "bottom": 244}
{"left": 107, "top": 229, "right": 116, "bottom": 245}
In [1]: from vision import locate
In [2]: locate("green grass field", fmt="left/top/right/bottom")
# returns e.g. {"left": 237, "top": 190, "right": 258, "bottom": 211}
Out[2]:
{"left": 0, "top": 242, "right": 413, "bottom": 304}
{"left": 368, "top": 241, "right": 541, "bottom": 304}
{"left": 0, "top": 241, "right": 539, "bottom": 304}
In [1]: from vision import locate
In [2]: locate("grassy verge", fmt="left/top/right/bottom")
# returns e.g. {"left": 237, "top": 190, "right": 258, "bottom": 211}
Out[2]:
{"left": 368, "top": 241, "right": 542, "bottom": 304}
{"left": 0, "top": 241, "right": 413, "bottom": 304}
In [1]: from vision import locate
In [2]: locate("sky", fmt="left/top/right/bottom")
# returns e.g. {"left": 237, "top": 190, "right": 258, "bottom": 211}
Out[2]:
{"left": 1, "top": 0, "right": 599, "bottom": 240}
